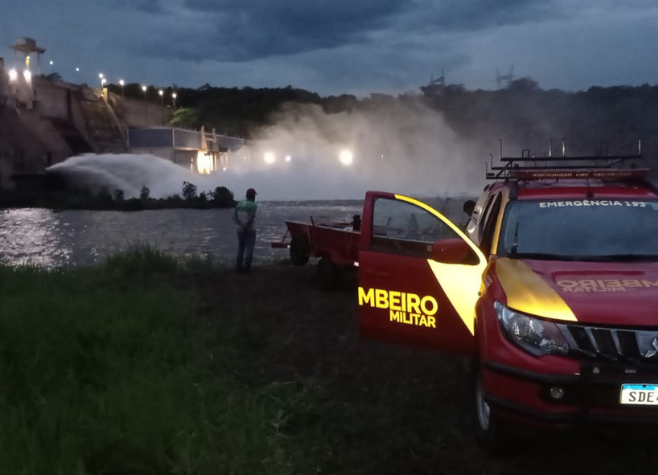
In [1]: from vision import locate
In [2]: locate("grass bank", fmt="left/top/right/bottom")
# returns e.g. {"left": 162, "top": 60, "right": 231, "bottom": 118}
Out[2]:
{"left": 0, "top": 249, "right": 292, "bottom": 475}
{"left": 4, "top": 248, "right": 658, "bottom": 475}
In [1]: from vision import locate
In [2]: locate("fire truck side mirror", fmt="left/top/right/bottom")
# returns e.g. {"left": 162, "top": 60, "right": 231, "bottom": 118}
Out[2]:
{"left": 431, "top": 238, "right": 476, "bottom": 265}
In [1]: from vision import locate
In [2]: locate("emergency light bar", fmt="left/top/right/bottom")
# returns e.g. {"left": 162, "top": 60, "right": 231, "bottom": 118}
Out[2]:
{"left": 500, "top": 154, "right": 643, "bottom": 163}
{"left": 507, "top": 168, "right": 651, "bottom": 181}
{"left": 486, "top": 140, "right": 648, "bottom": 181}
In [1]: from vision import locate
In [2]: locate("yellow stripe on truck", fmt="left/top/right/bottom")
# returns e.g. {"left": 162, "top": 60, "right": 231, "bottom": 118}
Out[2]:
{"left": 496, "top": 258, "right": 577, "bottom": 321}
{"left": 426, "top": 259, "right": 486, "bottom": 335}
{"left": 394, "top": 194, "right": 487, "bottom": 336}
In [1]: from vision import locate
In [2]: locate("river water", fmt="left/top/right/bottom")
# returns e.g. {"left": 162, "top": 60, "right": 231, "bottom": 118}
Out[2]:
{"left": 0, "top": 198, "right": 467, "bottom": 268}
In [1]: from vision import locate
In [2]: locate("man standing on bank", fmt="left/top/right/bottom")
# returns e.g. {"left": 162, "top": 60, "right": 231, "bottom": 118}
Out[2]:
{"left": 233, "top": 188, "right": 258, "bottom": 273}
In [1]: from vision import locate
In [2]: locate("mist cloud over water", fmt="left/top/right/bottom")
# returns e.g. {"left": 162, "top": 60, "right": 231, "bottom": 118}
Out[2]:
{"left": 48, "top": 99, "right": 489, "bottom": 201}
{"left": 223, "top": 99, "right": 486, "bottom": 200}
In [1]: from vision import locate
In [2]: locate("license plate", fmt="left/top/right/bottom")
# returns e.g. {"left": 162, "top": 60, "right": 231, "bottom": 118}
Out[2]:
{"left": 620, "top": 384, "right": 658, "bottom": 405}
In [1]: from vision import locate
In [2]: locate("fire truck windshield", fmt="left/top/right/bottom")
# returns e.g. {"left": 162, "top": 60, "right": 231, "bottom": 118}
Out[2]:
{"left": 498, "top": 199, "right": 658, "bottom": 261}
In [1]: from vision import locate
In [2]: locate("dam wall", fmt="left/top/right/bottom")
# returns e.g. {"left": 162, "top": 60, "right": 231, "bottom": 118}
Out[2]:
{"left": 0, "top": 63, "right": 173, "bottom": 187}
{"left": 106, "top": 91, "right": 174, "bottom": 129}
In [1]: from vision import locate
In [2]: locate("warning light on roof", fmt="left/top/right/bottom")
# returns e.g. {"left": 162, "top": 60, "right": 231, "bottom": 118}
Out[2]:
{"left": 509, "top": 169, "right": 651, "bottom": 180}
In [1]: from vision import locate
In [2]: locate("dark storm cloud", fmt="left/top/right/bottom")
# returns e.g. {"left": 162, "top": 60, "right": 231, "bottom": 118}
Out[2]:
{"left": 100, "top": 0, "right": 167, "bottom": 14}
{"left": 6, "top": 0, "right": 657, "bottom": 94}
{"left": 189, "top": 0, "right": 410, "bottom": 41}
{"left": 402, "top": 0, "right": 559, "bottom": 32}
{"left": 137, "top": 0, "right": 556, "bottom": 63}
{"left": 136, "top": 0, "right": 409, "bottom": 62}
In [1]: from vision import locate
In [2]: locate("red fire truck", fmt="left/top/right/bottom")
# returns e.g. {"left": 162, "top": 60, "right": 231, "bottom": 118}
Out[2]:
{"left": 274, "top": 147, "right": 658, "bottom": 452}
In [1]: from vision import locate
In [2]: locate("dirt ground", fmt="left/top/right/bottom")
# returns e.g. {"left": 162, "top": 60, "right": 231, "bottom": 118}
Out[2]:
{"left": 195, "top": 262, "right": 658, "bottom": 475}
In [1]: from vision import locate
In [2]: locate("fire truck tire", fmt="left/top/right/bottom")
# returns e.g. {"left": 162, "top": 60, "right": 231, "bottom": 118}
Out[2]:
{"left": 473, "top": 366, "right": 514, "bottom": 457}
{"left": 317, "top": 256, "right": 342, "bottom": 290}
{"left": 290, "top": 237, "right": 310, "bottom": 266}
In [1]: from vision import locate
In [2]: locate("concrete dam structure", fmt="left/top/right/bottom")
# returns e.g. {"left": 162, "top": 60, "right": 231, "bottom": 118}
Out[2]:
{"left": 0, "top": 38, "right": 243, "bottom": 189}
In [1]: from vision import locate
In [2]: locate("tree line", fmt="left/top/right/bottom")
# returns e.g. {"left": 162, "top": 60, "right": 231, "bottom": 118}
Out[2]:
{"left": 104, "top": 77, "right": 658, "bottom": 159}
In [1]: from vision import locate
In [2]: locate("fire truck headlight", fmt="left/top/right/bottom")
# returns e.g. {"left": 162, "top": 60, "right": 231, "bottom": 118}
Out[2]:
{"left": 494, "top": 302, "right": 569, "bottom": 356}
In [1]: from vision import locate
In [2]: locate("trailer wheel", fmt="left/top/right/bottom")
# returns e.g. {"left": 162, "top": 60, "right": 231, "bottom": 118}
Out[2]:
{"left": 317, "top": 256, "right": 342, "bottom": 290}
{"left": 473, "top": 363, "right": 515, "bottom": 457}
{"left": 289, "top": 237, "right": 310, "bottom": 266}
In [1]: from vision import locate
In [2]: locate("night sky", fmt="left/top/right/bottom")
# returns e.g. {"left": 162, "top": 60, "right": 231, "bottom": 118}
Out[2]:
{"left": 2, "top": 0, "right": 657, "bottom": 95}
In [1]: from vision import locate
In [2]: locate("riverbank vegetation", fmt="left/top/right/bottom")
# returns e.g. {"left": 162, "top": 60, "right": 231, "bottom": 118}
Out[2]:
{"left": 0, "top": 182, "right": 236, "bottom": 211}
{"left": 2, "top": 248, "right": 658, "bottom": 474}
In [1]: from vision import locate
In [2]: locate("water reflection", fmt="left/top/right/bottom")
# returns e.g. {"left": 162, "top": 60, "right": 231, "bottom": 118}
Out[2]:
{"left": 0, "top": 199, "right": 465, "bottom": 268}
{"left": 0, "top": 209, "right": 73, "bottom": 267}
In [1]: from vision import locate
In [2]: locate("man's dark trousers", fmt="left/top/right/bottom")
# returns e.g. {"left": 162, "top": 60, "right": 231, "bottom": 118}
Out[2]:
{"left": 237, "top": 229, "right": 256, "bottom": 272}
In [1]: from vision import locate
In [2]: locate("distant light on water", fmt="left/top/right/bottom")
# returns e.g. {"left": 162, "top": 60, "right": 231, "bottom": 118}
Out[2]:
{"left": 196, "top": 152, "right": 213, "bottom": 174}
{"left": 339, "top": 150, "right": 353, "bottom": 166}
{"left": 264, "top": 152, "right": 276, "bottom": 164}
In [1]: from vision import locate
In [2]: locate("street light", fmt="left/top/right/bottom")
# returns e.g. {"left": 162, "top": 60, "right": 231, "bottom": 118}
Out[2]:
{"left": 158, "top": 90, "right": 164, "bottom": 124}
{"left": 75, "top": 67, "right": 80, "bottom": 72}
{"left": 99, "top": 73, "right": 103, "bottom": 79}
{"left": 142, "top": 85, "right": 148, "bottom": 121}
{"left": 101, "top": 78, "right": 106, "bottom": 89}
{"left": 172, "top": 92, "right": 177, "bottom": 108}
{"left": 119, "top": 79, "right": 125, "bottom": 97}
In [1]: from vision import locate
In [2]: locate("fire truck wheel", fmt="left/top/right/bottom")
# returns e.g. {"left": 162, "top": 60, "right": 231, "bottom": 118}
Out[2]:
{"left": 317, "top": 257, "right": 342, "bottom": 290}
{"left": 290, "top": 237, "right": 310, "bottom": 266}
{"left": 474, "top": 366, "right": 513, "bottom": 457}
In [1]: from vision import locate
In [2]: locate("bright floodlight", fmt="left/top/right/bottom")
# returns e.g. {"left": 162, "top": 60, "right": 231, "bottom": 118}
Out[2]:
{"left": 49, "top": 60, "right": 54, "bottom": 65}
{"left": 172, "top": 92, "right": 177, "bottom": 99}
{"left": 8, "top": 68, "right": 18, "bottom": 82}
{"left": 75, "top": 67, "right": 80, "bottom": 72}
{"left": 158, "top": 89, "right": 163, "bottom": 96}
{"left": 142, "top": 85, "right": 147, "bottom": 91}
{"left": 339, "top": 150, "right": 354, "bottom": 166}
{"left": 23, "top": 69, "right": 32, "bottom": 82}
{"left": 119, "top": 79, "right": 124, "bottom": 86}
{"left": 101, "top": 78, "right": 106, "bottom": 85}
{"left": 263, "top": 152, "right": 276, "bottom": 164}
{"left": 99, "top": 73, "right": 103, "bottom": 79}
{"left": 285, "top": 155, "right": 291, "bottom": 162}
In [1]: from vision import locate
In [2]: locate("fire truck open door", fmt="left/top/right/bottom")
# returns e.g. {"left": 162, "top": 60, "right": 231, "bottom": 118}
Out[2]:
{"left": 357, "top": 192, "right": 486, "bottom": 355}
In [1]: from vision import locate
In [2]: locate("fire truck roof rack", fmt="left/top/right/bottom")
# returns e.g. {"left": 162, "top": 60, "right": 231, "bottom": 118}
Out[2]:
{"left": 485, "top": 138, "right": 648, "bottom": 181}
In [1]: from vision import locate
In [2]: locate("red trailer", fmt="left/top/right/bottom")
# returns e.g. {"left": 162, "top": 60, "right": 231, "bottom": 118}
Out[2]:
{"left": 271, "top": 215, "right": 361, "bottom": 288}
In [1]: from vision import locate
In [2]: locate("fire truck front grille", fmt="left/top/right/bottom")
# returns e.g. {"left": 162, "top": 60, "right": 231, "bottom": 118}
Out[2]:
{"left": 558, "top": 324, "right": 655, "bottom": 362}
